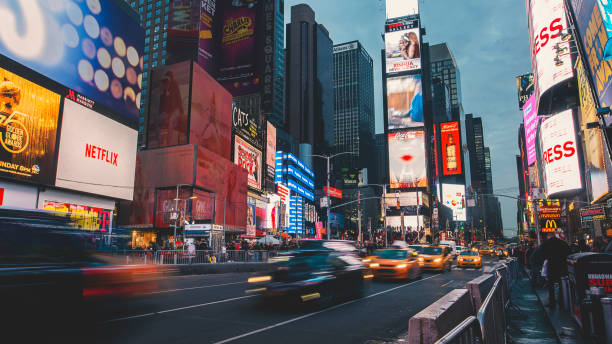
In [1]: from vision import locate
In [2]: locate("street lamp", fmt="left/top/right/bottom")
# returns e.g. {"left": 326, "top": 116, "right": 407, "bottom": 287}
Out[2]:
{"left": 308, "top": 151, "right": 357, "bottom": 240}
{"left": 359, "top": 183, "right": 389, "bottom": 246}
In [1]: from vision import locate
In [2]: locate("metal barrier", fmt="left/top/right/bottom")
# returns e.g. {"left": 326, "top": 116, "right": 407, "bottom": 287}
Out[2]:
{"left": 434, "top": 316, "right": 483, "bottom": 344}
{"left": 602, "top": 297, "right": 612, "bottom": 344}
{"left": 118, "top": 250, "right": 279, "bottom": 265}
{"left": 477, "top": 275, "right": 506, "bottom": 344}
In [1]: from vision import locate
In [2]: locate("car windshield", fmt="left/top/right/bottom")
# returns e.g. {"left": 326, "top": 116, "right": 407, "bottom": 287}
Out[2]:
{"left": 408, "top": 245, "right": 423, "bottom": 252}
{"left": 422, "top": 247, "right": 442, "bottom": 255}
{"left": 374, "top": 250, "right": 408, "bottom": 259}
{"left": 460, "top": 251, "right": 479, "bottom": 256}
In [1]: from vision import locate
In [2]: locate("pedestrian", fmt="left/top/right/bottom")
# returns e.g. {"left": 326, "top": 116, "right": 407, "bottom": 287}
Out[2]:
{"left": 540, "top": 233, "right": 571, "bottom": 307}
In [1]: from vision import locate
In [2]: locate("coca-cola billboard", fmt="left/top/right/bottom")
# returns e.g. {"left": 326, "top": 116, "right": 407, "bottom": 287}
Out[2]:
{"left": 388, "top": 130, "right": 427, "bottom": 188}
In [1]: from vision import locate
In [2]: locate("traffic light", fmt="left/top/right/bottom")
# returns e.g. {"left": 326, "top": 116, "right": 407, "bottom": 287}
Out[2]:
{"left": 358, "top": 191, "right": 361, "bottom": 205}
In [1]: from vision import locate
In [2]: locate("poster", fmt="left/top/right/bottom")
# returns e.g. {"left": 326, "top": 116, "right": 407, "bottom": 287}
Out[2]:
{"left": 266, "top": 121, "right": 276, "bottom": 177}
{"left": 388, "top": 130, "right": 427, "bottom": 188}
{"left": 523, "top": 94, "right": 538, "bottom": 165}
{"left": 442, "top": 184, "right": 466, "bottom": 221}
{"left": 387, "top": 75, "right": 424, "bottom": 129}
{"left": 198, "top": 0, "right": 217, "bottom": 74}
{"left": 516, "top": 73, "right": 534, "bottom": 109}
{"left": 234, "top": 135, "right": 262, "bottom": 190}
{"left": 385, "top": 18, "right": 421, "bottom": 73}
{"left": 440, "top": 121, "right": 462, "bottom": 175}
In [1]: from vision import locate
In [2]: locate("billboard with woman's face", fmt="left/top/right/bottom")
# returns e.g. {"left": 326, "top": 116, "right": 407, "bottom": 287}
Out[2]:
{"left": 387, "top": 74, "right": 423, "bottom": 129}
{"left": 385, "top": 18, "right": 421, "bottom": 73}
{"left": 388, "top": 130, "right": 427, "bottom": 188}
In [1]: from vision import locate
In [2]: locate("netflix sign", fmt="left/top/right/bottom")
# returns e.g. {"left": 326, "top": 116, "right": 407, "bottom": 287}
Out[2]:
{"left": 540, "top": 110, "right": 582, "bottom": 196}
{"left": 440, "top": 121, "right": 462, "bottom": 176}
{"left": 55, "top": 99, "right": 138, "bottom": 200}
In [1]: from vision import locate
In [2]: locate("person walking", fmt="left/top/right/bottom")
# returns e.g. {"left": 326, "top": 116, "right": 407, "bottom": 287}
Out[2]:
{"left": 540, "top": 233, "right": 571, "bottom": 307}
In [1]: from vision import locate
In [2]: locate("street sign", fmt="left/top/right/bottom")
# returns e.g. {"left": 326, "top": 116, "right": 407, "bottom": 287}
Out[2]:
{"left": 320, "top": 197, "right": 330, "bottom": 208}
{"left": 323, "top": 186, "right": 343, "bottom": 199}
{"left": 580, "top": 205, "right": 606, "bottom": 222}
{"left": 538, "top": 206, "right": 561, "bottom": 219}
{"left": 540, "top": 219, "right": 558, "bottom": 233}
{"left": 169, "top": 211, "right": 179, "bottom": 220}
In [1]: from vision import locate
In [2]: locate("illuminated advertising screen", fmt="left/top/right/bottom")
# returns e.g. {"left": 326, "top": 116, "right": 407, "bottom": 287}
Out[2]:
{"left": 274, "top": 151, "right": 315, "bottom": 201}
{"left": 266, "top": 121, "right": 276, "bottom": 177}
{"left": 384, "top": 191, "right": 422, "bottom": 207}
{"left": 43, "top": 200, "right": 112, "bottom": 231}
{"left": 388, "top": 130, "right": 427, "bottom": 188}
{"left": 440, "top": 121, "right": 462, "bottom": 176}
{"left": 540, "top": 110, "right": 582, "bottom": 195}
{"left": 0, "top": 67, "right": 60, "bottom": 184}
{"left": 442, "top": 184, "right": 466, "bottom": 222}
{"left": 385, "top": 0, "right": 419, "bottom": 19}
{"left": 528, "top": 0, "right": 573, "bottom": 101}
{"left": 0, "top": 0, "right": 144, "bottom": 122}
{"left": 234, "top": 135, "right": 262, "bottom": 190}
{"left": 147, "top": 61, "right": 190, "bottom": 148}
{"left": 385, "top": 18, "right": 421, "bottom": 73}
{"left": 55, "top": 98, "right": 138, "bottom": 200}
{"left": 387, "top": 75, "right": 423, "bottom": 129}
{"left": 572, "top": 0, "right": 612, "bottom": 107}
{"left": 523, "top": 94, "right": 538, "bottom": 165}
{"left": 198, "top": 0, "right": 217, "bottom": 74}
{"left": 232, "top": 104, "right": 261, "bottom": 149}
{"left": 516, "top": 73, "right": 534, "bottom": 110}
{"left": 386, "top": 215, "right": 425, "bottom": 229}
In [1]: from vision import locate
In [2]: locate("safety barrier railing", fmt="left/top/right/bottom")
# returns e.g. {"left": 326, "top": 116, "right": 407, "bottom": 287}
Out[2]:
{"left": 477, "top": 275, "right": 506, "bottom": 344}
{"left": 119, "top": 250, "right": 279, "bottom": 265}
{"left": 434, "top": 316, "right": 483, "bottom": 344}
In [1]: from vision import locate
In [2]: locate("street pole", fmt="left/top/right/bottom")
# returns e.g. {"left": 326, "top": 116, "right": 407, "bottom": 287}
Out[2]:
{"left": 174, "top": 185, "right": 179, "bottom": 250}
{"left": 534, "top": 198, "right": 541, "bottom": 246}
{"left": 326, "top": 156, "right": 331, "bottom": 240}
{"left": 358, "top": 205, "right": 362, "bottom": 248}
{"left": 383, "top": 185, "right": 388, "bottom": 247}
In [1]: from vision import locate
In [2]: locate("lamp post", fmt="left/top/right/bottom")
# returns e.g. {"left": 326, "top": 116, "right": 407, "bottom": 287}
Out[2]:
{"left": 308, "top": 152, "right": 357, "bottom": 240}
{"left": 172, "top": 184, "right": 194, "bottom": 250}
{"left": 358, "top": 183, "right": 389, "bottom": 246}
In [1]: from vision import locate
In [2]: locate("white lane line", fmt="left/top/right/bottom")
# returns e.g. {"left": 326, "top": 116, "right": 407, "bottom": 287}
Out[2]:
{"left": 440, "top": 280, "right": 454, "bottom": 287}
{"left": 212, "top": 275, "right": 437, "bottom": 344}
{"left": 104, "top": 295, "right": 256, "bottom": 323}
{"left": 145, "top": 281, "right": 247, "bottom": 294}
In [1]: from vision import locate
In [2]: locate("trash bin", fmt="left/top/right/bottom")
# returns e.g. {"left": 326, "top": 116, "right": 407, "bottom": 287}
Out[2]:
{"left": 566, "top": 253, "right": 612, "bottom": 331}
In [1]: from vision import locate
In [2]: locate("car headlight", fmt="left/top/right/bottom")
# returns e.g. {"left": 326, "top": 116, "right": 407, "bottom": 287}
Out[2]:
{"left": 434, "top": 258, "right": 442, "bottom": 263}
{"left": 396, "top": 264, "right": 407, "bottom": 269}
{"left": 248, "top": 275, "right": 271, "bottom": 283}
{"left": 362, "top": 258, "right": 372, "bottom": 263}
{"left": 370, "top": 263, "right": 379, "bottom": 268}
{"left": 417, "top": 257, "right": 424, "bottom": 262}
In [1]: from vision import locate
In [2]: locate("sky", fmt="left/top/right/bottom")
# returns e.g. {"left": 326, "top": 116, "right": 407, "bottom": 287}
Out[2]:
{"left": 283, "top": 0, "right": 533, "bottom": 236}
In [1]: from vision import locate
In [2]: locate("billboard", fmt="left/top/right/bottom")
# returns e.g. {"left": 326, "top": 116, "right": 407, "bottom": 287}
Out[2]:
{"left": 516, "top": 73, "right": 534, "bottom": 109}
{"left": 43, "top": 200, "right": 112, "bottom": 231}
{"left": 0, "top": 67, "right": 60, "bottom": 184}
{"left": 0, "top": 0, "right": 144, "bottom": 122}
{"left": 385, "top": 18, "right": 421, "bottom": 73}
{"left": 384, "top": 191, "right": 422, "bottom": 207}
{"left": 528, "top": 0, "right": 573, "bottom": 102}
{"left": 572, "top": 0, "right": 612, "bottom": 107}
{"left": 385, "top": 0, "right": 419, "bottom": 19}
{"left": 324, "top": 186, "right": 342, "bottom": 199}
{"left": 442, "top": 184, "right": 466, "bottom": 222}
{"left": 440, "top": 121, "right": 462, "bottom": 176}
{"left": 523, "top": 94, "right": 538, "bottom": 165}
{"left": 198, "top": 0, "right": 217, "bottom": 74}
{"left": 234, "top": 135, "right": 262, "bottom": 190}
{"left": 147, "top": 61, "right": 190, "bottom": 148}
{"left": 386, "top": 215, "right": 425, "bottom": 230}
{"left": 232, "top": 104, "right": 261, "bottom": 149}
{"left": 540, "top": 110, "right": 582, "bottom": 196}
{"left": 266, "top": 121, "right": 276, "bottom": 177}
{"left": 387, "top": 75, "right": 423, "bottom": 129}
{"left": 56, "top": 98, "right": 138, "bottom": 200}
{"left": 388, "top": 130, "right": 427, "bottom": 188}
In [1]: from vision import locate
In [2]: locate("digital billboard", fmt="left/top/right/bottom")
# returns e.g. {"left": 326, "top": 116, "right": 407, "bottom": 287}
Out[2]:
{"left": 384, "top": 191, "right": 422, "bottom": 207}
{"left": 572, "top": 0, "right": 612, "bottom": 107}
{"left": 523, "top": 94, "right": 538, "bottom": 165}
{"left": 540, "top": 110, "right": 582, "bottom": 196}
{"left": 388, "top": 130, "right": 427, "bottom": 188}
{"left": 440, "top": 121, "right": 462, "bottom": 176}
{"left": 198, "top": 0, "right": 217, "bottom": 74}
{"left": 55, "top": 98, "right": 138, "bottom": 200}
{"left": 232, "top": 104, "right": 261, "bottom": 149}
{"left": 0, "top": 67, "right": 60, "bottom": 184}
{"left": 516, "top": 73, "right": 534, "bottom": 110}
{"left": 385, "top": 0, "right": 419, "bottom": 19}
{"left": 275, "top": 151, "right": 315, "bottom": 201}
{"left": 43, "top": 200, "right": 112, "bottom": 231}
{"left": 266, "top": 121, "right": 276, "bottom": 177}
{"left": 0, "top": 0, "right": 144, "bottom": 122}
{"left": 386, "top": 215, "right": 425, "bottom": 230}
{"left": 385, "top": 17, "right": 421, "bottom": 73}
{"left": 387, "top": 75, "right": 423, "bottom": 129}
{"left": 234, "top": 135, "right": 262, "bottom": 190}
{"left": 528, "top": 0, "right": 573, "bottom": 102}
{"left": 147, "top": 61, "right": 190, "bottom": 149}
{"left": 442, "top": 184, "right": 466, "bottom": 222}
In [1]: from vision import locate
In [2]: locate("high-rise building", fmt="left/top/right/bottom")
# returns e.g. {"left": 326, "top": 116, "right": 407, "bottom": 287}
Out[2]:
{"left": 429, "top": 43, "right": 462, "bottom": 120}
{"left": 374, "top": 133, "right": 389, "bottom": 186}
{"left": 332, "top": 41, "right": 375, "bottom": 172}
{"left": 431, "top": 77, "right": 451, "bottom": 123}
{"left": 466, "top": 114, "right": 486, "bottom": 191}
{"left": 484, "top": 147, "right": 493, "bottom": 195}
{"left": 285, "top": 4, "right": 334, "bottom": 187}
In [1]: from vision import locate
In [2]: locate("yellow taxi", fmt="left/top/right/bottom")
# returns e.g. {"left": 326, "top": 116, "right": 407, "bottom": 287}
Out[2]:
{"left": 457, "top": 250, "right": 482, "bottom": 268}
{"left": 417, "top": 246, "right": 452, "bottom": 272}
{"left": 365, "top": 249, "right": 421, "bottom": 280}
{"left": 479, "top": 246, "right": 494, "bottom": 256}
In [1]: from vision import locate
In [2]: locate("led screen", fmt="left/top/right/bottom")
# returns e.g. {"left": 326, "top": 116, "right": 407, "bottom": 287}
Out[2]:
{"left": 385, "top": 0, "right": 419, "bottom": 19}
{"left": 385, "top": 18, "right": 421, "bottom": 73}
{"left": 234, "top": 135, "right": 262, "bottom": 190}
{"left": 523, "top": 94, "right": 538, "bottom": 165}
{"left": 442, "top": 184, "right": 466, "bottom": 222}
{"left": 387, "top": 75, "right": 423, "bottom": 129}
{"left": 440, "top": 121, "right": 462, "bottom": 175}
{"left": 388, "top": 130, "right": 427, "bottom": 188}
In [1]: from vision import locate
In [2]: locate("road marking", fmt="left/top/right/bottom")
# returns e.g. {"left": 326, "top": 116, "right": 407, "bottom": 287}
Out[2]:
{"left": 145, "top": 281, "right": 247, "bottom": 294}
{"left": 212, "top": 275, "right": 437, "bottom": 344}
{"left": 104, "top": 295, "right": 256, "bottom": 323}
{"left": 440, "top": 280, "right": 454, "bottom": 287}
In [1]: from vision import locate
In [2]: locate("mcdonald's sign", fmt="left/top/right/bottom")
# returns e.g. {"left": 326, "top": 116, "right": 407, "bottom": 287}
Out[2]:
{"left": 540, "top": 219, "right": 558, "bottom": 233}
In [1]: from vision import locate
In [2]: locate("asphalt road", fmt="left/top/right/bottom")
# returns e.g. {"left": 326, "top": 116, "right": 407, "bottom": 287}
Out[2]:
{"left": 53, "top": 257, "right": 499, "bottom": 344}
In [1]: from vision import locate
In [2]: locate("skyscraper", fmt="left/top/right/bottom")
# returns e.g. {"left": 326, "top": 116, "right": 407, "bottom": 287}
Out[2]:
{"left": 285, "top": 4, "right": 334, "bottom": 187}
{"left": 429, "top": 43, "right": 462, "bottom": 120}
{"left": 332, "top": 41, "right": 375, "bottom": 172}
{"left": 466, "top": 114, "right": 486, "bottom": 191}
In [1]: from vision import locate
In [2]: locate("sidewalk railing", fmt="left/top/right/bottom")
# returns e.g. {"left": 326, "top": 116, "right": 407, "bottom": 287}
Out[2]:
{"left": 434, "top": 316, "right": 482, "bottom": 344}
{"left": 119, "top": 250, "right": 279, "bottom": 265}
{"left": 477, "top": 275, "right": 506, "bottom": 343}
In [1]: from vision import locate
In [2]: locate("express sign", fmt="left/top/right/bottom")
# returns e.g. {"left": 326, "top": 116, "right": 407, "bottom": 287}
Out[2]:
{"left": 540, "top": 110, "right": 582, "bottom": 196}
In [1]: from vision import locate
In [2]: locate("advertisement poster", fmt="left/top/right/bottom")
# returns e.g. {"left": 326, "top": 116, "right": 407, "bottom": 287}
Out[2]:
{"left": 528, "top": 0, "right": 573, "bottom": 102}
{"left": 0, "top": 0, "right": 144, "bottom": 122}
{"left": 387, "top": 75, "right": 424, "bottom": 129}
{"left": 385, "top": 18, "right": 421, "bottom": 73}
{"left": 442, "top": 184, "right": 466, "bottom": 222}
{"left": 266, "top": 121, "right": 276, "bottom": 175}
{"left": 154, "top": 187, "right": 191, "bottom": 229}
{"left": 43, "top": 200, "right": 111, "bottom": 231}
{"left": 192, "top": 189, "right": 216, "bottom": 222}
{"left": 576, "top": 59, "right": 610, "bottom": 201}
{"left": 385, "top": 0, "right": 419, "bottom": 18}
{"left": 198, "top": 0, "right": 217, "bottom": 74}
{"left": 147, "top": 61, "right": 190, "bottom": 148}
{"left": 190, "top": 64, "right": 233, "bottom": 159}
{"left": 0, "top": 67, "right": 60, "bottom": 184}
{"left": 523, "top": 94, "right": 538, "bottom": 165}
{"left": 388, "top": 130, "right": 427, "bottom": 188}
{"left": 234, "top": 135, "right": 262, "bottom": 190}
{"left": 385, "top": 191, "right": 422, "bottom": 207}
{"left": 232, "top": 104, "right": 261, "bottom": 149}
{"left": 540, "top": 110, "right": 582, "bottom": 195}
{"left": 246, "top": 202, "right": 256, "bottom": 236}
{"left": 516, "top": 73, "right": 534, "bottom": 110}
{"left": 216, "top": 0, "right": 259, "bottom": 96}
{"left": 55, "top": 99, "right": 138, "bottom": 200}
{"left": 440, "top": 121, "right": 462, "bottom": 175}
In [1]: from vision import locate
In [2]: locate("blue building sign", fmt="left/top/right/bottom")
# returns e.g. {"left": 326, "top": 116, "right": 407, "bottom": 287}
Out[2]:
{"left": 274, "top": 151, "right": 315, "bottom": 201}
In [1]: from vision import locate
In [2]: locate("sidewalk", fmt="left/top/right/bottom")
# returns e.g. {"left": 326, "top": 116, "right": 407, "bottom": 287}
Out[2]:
{"left": 533, "top": 286, "right": 590, "bottom": 344}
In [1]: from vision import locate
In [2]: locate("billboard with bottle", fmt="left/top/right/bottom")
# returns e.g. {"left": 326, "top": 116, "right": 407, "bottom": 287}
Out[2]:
{"left": 440, "top": 121, "right": 462, "bottom": 176}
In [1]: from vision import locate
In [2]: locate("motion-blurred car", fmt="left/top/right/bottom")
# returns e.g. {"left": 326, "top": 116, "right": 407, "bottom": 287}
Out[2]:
{"left": 366, "top": 248, "right": 421, "bottom": 280}
{"left": 479, "top": 246, "right": 494, "bottom": 256}
{"left": 248, "top": 243, "right": 371, "bottom": 305}
{"left": 418, "top": 246, "right": 452, "bottom": 272}
{"left": 408, "top": 244, "right": 426, "bottom": 255}
{"left": 457, "top": 250, "right": 482, "bottom": 268}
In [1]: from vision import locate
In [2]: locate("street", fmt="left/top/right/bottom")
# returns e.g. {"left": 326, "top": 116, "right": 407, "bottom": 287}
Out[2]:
{"left": 55, "top": 258, "right": 498, "bottom": 344}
